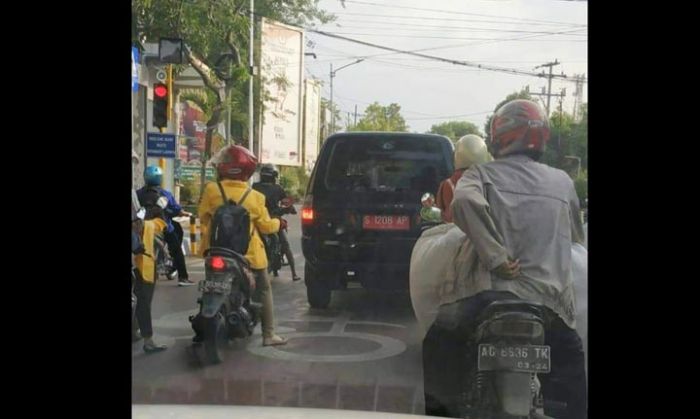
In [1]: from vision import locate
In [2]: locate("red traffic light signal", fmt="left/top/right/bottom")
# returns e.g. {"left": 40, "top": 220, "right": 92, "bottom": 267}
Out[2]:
{"left": 153, "top": 83, "right": 169, "bottom": 129}
{"left": 154, "top": 84, "right": 168, "bottom": 98}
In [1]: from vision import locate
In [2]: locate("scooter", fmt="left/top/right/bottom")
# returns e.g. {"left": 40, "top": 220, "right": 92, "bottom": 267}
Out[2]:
{"left": 417, "top": 193, "right": 554, "bottom": 419}
{"left": 264, "top": 198, "right": 297, "bottom": 277}
{"left": 189, "top": 246, "right": 261, "bottom": 364}
{"left": 147, "top": 196, "right": 177, "bottom": 280}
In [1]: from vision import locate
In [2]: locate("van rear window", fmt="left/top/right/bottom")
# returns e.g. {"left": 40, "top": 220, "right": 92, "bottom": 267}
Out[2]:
{"left": 324, "top": 137, "right": 450, "bottom": 193}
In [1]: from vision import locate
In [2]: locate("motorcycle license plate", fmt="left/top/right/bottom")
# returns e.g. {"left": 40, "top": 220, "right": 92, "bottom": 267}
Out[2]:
{"left": 362, "top": 215, "right": 410, "bottom": 231}
{"left": 477, "top": 344, "right": 551, "bottom": 373}
{"left": 198, "top": 280, "right": 231, "bottom": 294}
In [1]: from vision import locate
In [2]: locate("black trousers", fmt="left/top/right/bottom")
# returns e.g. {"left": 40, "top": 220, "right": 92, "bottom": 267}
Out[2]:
{"left": 133, "top": 268, "right": 156, "bottom": 338}
{"left": 164, "top": 224, "right": 188, "bottom": 279}
{"left": 423, "top": 291, "right": 587, "bottom": 419}
{"left": 278, "top": 228, "right": 297, "bottom": 276}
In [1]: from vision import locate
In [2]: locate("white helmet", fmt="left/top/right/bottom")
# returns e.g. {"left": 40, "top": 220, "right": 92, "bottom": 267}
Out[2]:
{"left": 454, "top": 134, "right": 492, "bottom": 170}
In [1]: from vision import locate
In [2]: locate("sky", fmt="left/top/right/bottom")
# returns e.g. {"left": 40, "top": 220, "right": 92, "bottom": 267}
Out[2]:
{"left": 301, "top": 0, "right": 588, "bottom": 134}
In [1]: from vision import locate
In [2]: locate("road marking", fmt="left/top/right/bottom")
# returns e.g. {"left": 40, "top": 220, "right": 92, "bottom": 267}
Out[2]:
{"left": 247, "top": 312, "right": 407, "bottom": 363}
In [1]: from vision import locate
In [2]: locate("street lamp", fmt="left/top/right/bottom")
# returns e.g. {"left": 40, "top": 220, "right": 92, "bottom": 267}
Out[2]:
{"left": 330, "top": 58, "right": 364, "bottom": 133}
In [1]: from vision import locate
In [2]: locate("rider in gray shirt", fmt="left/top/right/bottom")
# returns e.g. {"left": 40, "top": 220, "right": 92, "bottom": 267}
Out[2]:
{"left": 423, "top": 99, "right": 587, "bottom": 419}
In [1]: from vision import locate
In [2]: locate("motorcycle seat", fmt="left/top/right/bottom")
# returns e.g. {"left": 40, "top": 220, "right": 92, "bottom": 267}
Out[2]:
{"left": 480, "top": 299, "right": 546, "bottom": 321}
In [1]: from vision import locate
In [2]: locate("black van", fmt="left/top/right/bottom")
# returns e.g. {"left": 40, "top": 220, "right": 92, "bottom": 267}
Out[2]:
{"left": 300, "top": 132, "right": 455, "bottom": 308}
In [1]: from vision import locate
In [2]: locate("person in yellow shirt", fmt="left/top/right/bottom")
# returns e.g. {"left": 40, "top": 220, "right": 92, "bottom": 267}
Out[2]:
{"left": 198, "top": 145, "right": 287, "bottom": 347}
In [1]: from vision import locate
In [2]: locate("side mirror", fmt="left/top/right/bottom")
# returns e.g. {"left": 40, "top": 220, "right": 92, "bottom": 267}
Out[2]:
{"left": 280, "top": 197, "right": 293, "bottom": 208}
{"left": 419, "top": 193, "right": 442, "bottom": 223}
{"left": 421, "top": 192, "right": 436, "bottom": 208}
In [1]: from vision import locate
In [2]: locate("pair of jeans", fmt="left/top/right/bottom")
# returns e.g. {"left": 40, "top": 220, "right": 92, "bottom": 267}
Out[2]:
{"left": 422, "top": 291, "right": 587, "bottom": 419}
{"left": 277, "top": 228, "right": 297, "bottom": 277}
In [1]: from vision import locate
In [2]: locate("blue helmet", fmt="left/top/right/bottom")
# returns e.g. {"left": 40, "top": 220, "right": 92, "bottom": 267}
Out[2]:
{"left": 144, "top": 165, "right": 163, "bottom": 186}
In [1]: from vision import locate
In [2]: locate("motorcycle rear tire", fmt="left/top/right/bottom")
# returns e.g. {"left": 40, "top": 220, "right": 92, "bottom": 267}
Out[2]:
{"left": 204, "top": 314, "right": 227, "bottom": 364}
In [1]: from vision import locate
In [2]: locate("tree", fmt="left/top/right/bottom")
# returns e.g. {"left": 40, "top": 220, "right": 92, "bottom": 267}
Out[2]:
{"left": 349, "top": 102, "right": 408, "bottom": 132}
{"left": 483, "top": 88, "right": 538, "bottom": 143}
{"left": 320, "top": 98, "right": 342, "bottom": 134}
{"left": 428, "top": 121, "right": 483, "bottom": 143}
{"left": 133, "top": 0, "right": 332, "bottom": 195}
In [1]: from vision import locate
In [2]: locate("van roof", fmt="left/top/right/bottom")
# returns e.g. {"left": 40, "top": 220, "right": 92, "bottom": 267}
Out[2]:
{"left": 325, "top": 132, "right": 451, "bottom": 142}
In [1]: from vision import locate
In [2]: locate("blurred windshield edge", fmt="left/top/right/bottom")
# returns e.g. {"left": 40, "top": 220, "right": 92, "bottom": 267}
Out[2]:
{"left": 132, "top": 404, "right": 441, "bottom": 418}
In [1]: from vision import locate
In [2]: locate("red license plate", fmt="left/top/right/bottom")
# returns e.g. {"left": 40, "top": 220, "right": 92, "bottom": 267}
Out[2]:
{"left": 362, "top": 215, "right": 410, "bottom": 231}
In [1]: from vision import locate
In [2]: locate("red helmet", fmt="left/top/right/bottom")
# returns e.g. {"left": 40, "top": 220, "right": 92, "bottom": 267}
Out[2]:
{"left": 489, "top": 99, "right": 550, "bottom": 158}
{"left": 215, "top": 145, "right": 258, "bottom": 181}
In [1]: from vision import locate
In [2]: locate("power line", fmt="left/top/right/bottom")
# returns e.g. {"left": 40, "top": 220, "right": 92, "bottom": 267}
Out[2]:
{"left": 332, "top": 92, "right": 444, "bottom": 117}
{"left": 339, "top": 0, "right": 587, "bottom": 27}
{"left": 309, "top": 52, "right": 588, "bottom": 64}
{"left": 308, "top": 29, "right": 585, "bottom": 83}
{"left": 306, "top": 27, "right": 587, "bottom": 63}
{"left": 320, "top": 20, "right": 588, "bottom": 36}
{"left": 366, "top": 57, "right": 497, "bottom": 74}
{"left": 330, "top": 11, "right": 585, "bottom": 28}
{"left": 404, "top": 110, "right": 494, "bottom": 121}
{"left": 314, "top": 31, "right": 587, "bottom": 42}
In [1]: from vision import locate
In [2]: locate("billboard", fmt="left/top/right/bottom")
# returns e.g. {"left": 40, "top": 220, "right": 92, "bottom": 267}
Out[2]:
{"left": 303, "top": 79, "right": 322, "bottom": 173}
{"left": 260, "top": 18, "right": 304, "bottom": 166}
{"left": 178, "top": 100, "right": 207, "bottom": 164}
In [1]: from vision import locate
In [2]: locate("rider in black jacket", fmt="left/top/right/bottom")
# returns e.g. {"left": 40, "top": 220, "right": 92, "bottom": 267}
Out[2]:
{"left": 253, "top": 164, "right": 301, "bottom": 282}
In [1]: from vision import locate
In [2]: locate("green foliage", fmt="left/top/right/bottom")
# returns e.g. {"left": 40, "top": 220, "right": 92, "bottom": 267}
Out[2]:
{"left": 320, "top": 98, "right": 343, "bottom": 134}
{"left": 179, "top": 179, "right": 199, "bottom": 206}
{"left": 279, "top": 166, "right": 310, "bottom": 199}
{"left": 348, "top": 102, "right": 408, "bottom": 132}
{"left": 133, "top": 0, "right": 333, "bottom": 144}
{"left": 574, "top": 169, "right": 588, "bottom": 202}
{"left": 428, "top": 120, "right": 483, "bottom": 142}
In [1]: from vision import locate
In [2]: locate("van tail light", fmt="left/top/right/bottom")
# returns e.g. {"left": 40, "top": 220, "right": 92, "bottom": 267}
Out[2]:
{"left": 301, "top": 195, "right": 314, "bottom": 225}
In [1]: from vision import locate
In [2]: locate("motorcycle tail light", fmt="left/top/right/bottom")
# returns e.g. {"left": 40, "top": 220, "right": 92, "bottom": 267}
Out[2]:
{"left": 211, "top": 256, "right": 226, "bottom": 271}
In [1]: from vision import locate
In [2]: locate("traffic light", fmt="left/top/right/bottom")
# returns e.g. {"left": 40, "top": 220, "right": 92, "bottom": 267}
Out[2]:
{"left": 153, "top": 83, "right": 168, "bottom": 129}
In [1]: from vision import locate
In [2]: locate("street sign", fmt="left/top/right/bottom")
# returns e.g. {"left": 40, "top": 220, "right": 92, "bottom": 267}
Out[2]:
{"left": 146, "top": 132, "right": 177, "bottom": 158}
{"left": 177, "top": 165, "right": 216, "bottom": 182}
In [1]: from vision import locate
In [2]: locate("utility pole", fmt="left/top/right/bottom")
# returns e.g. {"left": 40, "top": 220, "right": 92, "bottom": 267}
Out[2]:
{"left": 354, "top": 104, "right": 358, "bottom": 126}
{"left": 531, "top": 85, "right": 566, "bottom": 117}
{"left": 534, "top": 60, "right": 561, "bottom": 116}
{"left": 572, "top": 73, "right": 585, "bottom": 122}
{"left": 330, "top": 63, "right": 333, "bottom": 132}
{"left": 558, "top": 88, "right": 565, "bottom": 160}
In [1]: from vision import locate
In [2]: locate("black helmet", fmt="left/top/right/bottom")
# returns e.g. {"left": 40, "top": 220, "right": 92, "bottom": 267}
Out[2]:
{"left": 260, "top": 163, "right": 278, "bottom": 182}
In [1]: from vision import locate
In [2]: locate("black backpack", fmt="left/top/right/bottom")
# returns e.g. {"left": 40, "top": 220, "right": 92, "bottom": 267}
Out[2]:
{"left": 209, "top": 182, "right": 253, "bottom": 255}
{"left": 140, "top": 186, "right": 164, "bottom": 220}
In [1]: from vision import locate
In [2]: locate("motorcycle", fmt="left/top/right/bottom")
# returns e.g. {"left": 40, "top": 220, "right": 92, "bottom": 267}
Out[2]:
{"left": 417, "top": 193, "right": 555, "bottom": 419}
{"left": 263, "top": 198, "right": 297, "bottom": 277}
{"left": 189, "top": 246, "right": 261, "bottom": 364}
{"left": 147, "top": 196, "right": 177, "bottom": 280}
